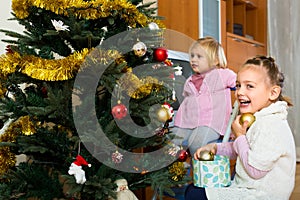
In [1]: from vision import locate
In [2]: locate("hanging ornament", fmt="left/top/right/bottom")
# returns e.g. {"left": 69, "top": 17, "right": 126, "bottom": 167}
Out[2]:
{"left": 156, "top": 102, "right": 174, "bottom": 122}
{"left": 239, "top": 113, "right": 256, "bottom": 128}
{"left": 168, "top": 143, "right": 181, "bottom": 157}
{"left": 112, "top": 150, "right": 123, "bottom": 164}
{"left": 148, "top": 22, "right": 160, "bottom": 30}
{"left": 153, "top": 47, "right": 168, "bottom": 62}
{"left": 164, "top": 59, "right": 173, "bottom": 66}
{"left": 177, "top": 149, "right": 188, "bottom": 162}
{"left": 115, "top": 179, "right": 139, "bottom": 200}
{"left": 132, "top": 41, "right": 147, "bottom": 57}
{"left": 51, "top": 19, "right": 70, "bottom": 32}
{"left": 154, "top": 121, "right": 170, "bottom": 136}
{"left": 156, "top": 107, "right": 170, "bottom": 122}
{"left": 174, "top": 66, "right": 183, "bottom": 76}
{"left": 112, "top": 100, "right": 128, "bottom": 119}
{"left": 68, "top": 155, "right": 91, "bottom": 184}
{"left": 40, "top": 86, "right": 48, "bottom": 98}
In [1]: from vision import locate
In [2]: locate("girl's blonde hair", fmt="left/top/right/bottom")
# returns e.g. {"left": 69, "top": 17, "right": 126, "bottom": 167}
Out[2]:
{"left": 189, "top": 36, "right": 227, "bottom": 68}
{"left": 243, "top": 55, "right": 293, "bottom": 106}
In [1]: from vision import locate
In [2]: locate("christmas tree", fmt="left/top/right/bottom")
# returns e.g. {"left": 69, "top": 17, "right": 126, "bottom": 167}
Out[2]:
{"left": 0, "top": 0, "right": 189, "bottom": 199}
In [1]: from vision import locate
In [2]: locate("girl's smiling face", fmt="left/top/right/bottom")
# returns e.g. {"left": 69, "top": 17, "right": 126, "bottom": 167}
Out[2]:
{"left": 235, "top": 64, "right": 281, "bottom": 114}
{"left": 189, "top": 45, "right": 211, "bottom": 74}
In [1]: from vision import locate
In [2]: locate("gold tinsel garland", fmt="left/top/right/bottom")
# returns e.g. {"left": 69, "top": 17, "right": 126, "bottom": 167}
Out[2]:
{"left": 0, "top": 49, "right": 90, "bottom": 81}
{"left": 0, "top": 49, "right": 89, "bottom": 97}
{"left": 11, "top": 0, "right": 164, "bottom": 28}
{"left": 0, "top": 48, "right": 126, "bottom": 97}
{"left": 118, "top": 72, "right": 163, "bottom": 99}
{"left": 0, "top": 116, "right": 37, "bottom": 175}
{"left": 0, "top": 47, "right": 165, "bottom": 99}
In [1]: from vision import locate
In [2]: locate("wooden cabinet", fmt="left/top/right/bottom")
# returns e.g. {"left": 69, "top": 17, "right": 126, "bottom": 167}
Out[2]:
{"left": 156, "top": 0, "right": 267, "bottom": 70}
{"left": 226, "top": 0, "right": 267, "bottom": 43}
{"left": 227, "top": 32, "right": 265, "bottom": 72}
{"left": 157, "top": 0, "right": 199, "bottom": 52}
{"left": 157, "top": 0, "right": 223, "bottom": 52}
{"left": 226, "top": 0, "right": 267, "bottom": 72}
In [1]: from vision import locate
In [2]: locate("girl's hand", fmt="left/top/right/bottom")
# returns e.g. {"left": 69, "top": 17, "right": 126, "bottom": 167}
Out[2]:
{"left": 232, "top": 115, "right": 248, "bottom": 138}
{"left": 193, "top": 143, "right": 217, "bottom": 160}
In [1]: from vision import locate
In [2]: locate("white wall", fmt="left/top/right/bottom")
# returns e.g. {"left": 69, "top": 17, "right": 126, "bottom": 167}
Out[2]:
{"left": 0, "top": 0, "right": 24, "bottom": 55}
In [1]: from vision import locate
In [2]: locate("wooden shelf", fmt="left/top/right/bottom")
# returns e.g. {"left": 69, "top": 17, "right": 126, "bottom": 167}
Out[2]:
{"left": 227, "top": 32, "right": 264, "bottom": 47}
{"left": 226, "top": 0, "right": 266, "bottom": 44}
{"left": 225, "top": 0, "right": 267, "bottom": 75}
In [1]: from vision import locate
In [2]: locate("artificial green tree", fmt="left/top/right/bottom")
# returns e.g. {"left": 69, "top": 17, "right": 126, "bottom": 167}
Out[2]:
{"left": 0, "top": 0, "right": 189, "bottom": 200}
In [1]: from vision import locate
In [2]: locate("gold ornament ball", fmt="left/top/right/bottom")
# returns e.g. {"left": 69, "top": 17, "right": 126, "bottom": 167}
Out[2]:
{"left": 157, "top": 107, "right": 170, "bottom": 122}
{"left": 199, "top": 150, "right": 214, "bottom": 161}
{"left": 239, "top": 113, "right": 256, "bottom": 127}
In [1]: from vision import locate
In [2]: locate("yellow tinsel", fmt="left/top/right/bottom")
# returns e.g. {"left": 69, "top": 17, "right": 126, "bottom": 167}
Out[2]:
{"left": 0, "top": 147, "right": 16, "bottom": 176}
{"left": 0, "top": 116, "right": 37, "bottom": 175}
{"left": 18, "top": 115, "right": 37, "bottom": 136}
{"left": 21, "top": 48, "right": 90, "bottom": 81}
{"left": 11, "top": 0, "right": 164, "bottom": 28}
{"left": 86, "top": 48, "right": 124, "bottom": 66}
{"left": 168, "top": 161, "right": 187, "bottom": 182}
{"left": 0, "top": 49, "right": 90, "bottom": 82}
{"left": 118, "top": 71, "right": 163, "bottom": 99}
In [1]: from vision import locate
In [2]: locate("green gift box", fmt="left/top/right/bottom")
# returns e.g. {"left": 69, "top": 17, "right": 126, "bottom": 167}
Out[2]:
{"left": 192, "top": 155, "right": 231, "bottom": 188}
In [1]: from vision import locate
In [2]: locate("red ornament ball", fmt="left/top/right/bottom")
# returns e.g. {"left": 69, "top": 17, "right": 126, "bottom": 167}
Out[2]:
{"left": 154, "top": 47, "right": 168, "bottom": 62}
{"left": 177, "top": 149, "right": 188, "bottom": 162}
{"left": 112, "top": 102, "right": 128, "bottom": 119}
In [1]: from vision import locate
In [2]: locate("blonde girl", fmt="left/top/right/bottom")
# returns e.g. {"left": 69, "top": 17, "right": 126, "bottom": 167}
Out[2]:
{"left": 173, "top": 36, "right": 236, "bottom": 156}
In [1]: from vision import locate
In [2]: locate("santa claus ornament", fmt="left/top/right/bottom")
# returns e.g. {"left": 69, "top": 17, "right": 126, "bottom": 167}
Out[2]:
{"left": 68, "top": 155, "right": 91, "bottom": 184}
{"left": 115, "top": 178, "right": 138, "bottom": 200}
{"left": 132, "top": 41, "right": 147, "bottom": 57}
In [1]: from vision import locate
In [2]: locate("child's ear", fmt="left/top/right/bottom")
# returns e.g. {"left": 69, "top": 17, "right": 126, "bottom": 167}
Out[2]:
{"left": 270, "top": 85, "right": 281, "bottom": 101}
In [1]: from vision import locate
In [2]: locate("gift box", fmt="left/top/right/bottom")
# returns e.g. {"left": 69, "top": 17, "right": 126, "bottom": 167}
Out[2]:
{"left": 192, "top": 155, "right": 231, "bottom": 188}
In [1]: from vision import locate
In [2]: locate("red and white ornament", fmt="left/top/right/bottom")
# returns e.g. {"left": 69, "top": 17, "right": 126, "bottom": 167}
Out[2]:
{"left": 68, "top": 155, "right": 91, "bottom": 184}
{"left": 112, "top": 150, "right": 123, "bottom": 164}
{"left": 162, "top": 102, "right": 174, "bottom": 120}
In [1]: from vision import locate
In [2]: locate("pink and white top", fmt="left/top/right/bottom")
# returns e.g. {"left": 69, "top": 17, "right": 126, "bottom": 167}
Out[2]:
{"left": 174, "top": 68, "right": 236, "bottom": 135}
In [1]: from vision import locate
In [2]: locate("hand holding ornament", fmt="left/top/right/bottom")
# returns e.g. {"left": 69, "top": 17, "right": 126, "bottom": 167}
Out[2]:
{"left": 232, "top": 113, "right": 256, "bottom": 138}
{"left": 193, "top": 143, "right": 217, "bottom": 161}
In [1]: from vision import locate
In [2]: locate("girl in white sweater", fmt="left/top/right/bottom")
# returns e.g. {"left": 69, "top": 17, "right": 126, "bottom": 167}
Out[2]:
{"left": 190, "top": 56, "right": 296, "bottom": 200}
